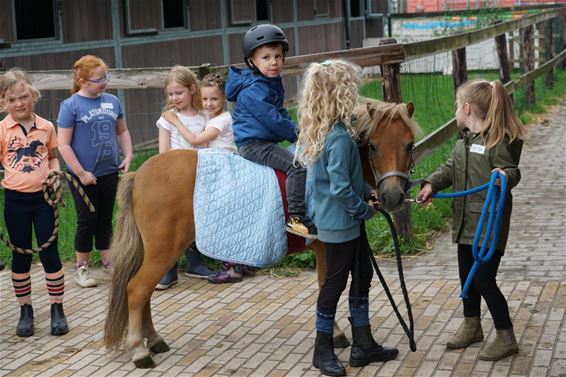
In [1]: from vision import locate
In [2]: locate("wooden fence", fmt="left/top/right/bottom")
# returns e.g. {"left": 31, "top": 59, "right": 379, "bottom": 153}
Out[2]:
{"left": 19, "top": 6, "right": 566, "bottom": 239}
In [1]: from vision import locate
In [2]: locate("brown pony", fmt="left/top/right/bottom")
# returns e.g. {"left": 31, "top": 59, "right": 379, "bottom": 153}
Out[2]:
{"left": 104, "top": 99, "right": 421, "bottom": 368}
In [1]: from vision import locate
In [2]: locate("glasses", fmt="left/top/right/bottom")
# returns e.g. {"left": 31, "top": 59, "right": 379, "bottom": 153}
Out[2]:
{"left": 86, "top": 72, "right": 111, "bottom": 84}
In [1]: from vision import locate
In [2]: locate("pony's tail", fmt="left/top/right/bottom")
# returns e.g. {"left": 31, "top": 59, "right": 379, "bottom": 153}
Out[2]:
{"left": 104, "top": 173, "right": 144, "bottom": 351}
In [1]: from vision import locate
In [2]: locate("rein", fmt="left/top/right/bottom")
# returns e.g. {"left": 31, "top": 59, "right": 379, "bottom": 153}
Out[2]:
{"left": 369, "top": 206, "right": 417, "bottom": 352}
{"left": 0, "top": 171, "right": 95, "bottom": 255}
{"left": 429, "top": 171, "right": 507, "bottom": 299}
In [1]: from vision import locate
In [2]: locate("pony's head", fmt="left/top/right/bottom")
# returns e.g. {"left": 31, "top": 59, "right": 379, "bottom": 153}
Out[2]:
{"left": 355, "top": 99, "right": 422, "bottom": 212}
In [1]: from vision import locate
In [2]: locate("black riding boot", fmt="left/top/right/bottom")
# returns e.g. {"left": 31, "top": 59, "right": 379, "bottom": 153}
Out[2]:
{"left": 312, "top": 331, "right": 346, "bottom": 376}
{"left": 184, "top": 243, "right": 214, "bottom": 278}
{"left": 349, "top": 318, "right": 399, "bottom": 367}
{"left": 16, "top": 304, "right": 34, "bottom": 337}
{"left": 51, "top": 303, "right": 69, "bottom": 336}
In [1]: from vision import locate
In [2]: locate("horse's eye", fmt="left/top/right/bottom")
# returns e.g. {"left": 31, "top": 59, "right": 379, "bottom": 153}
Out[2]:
{"left": 406, "top": 143, "right": 414, "bottom": 152}
{"left": 369, "top": 143, "right": 378, "bottom": 152}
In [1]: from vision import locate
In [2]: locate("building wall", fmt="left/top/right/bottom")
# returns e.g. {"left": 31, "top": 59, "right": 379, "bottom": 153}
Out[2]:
{"left": 404, "top": 0, "right": 560, "bottom": 13}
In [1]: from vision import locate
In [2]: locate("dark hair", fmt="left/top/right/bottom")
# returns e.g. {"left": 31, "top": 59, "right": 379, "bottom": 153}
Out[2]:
{"left": 200, "top": 72, "right": 225, "bottom": 93}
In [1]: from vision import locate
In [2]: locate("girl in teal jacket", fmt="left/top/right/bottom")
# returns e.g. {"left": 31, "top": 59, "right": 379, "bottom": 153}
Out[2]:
{"left": 295, "top": 60, "right": 398, "bottom": 376}
{"left": 418, "top": 79, "right": 526, "bottom": 361}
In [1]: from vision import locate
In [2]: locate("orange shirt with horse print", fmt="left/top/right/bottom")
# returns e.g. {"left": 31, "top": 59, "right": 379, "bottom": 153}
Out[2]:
{"left": 0, "top": 113, "right": 57, "bottom": 193}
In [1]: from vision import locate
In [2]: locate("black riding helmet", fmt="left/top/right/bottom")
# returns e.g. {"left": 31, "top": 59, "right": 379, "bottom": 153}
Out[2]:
{"left": 243, "top": 24, "right": 289, "bottom": 69}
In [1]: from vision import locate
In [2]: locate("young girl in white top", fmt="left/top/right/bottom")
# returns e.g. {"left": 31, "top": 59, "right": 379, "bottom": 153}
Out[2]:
{"left": 155, "top": 66, "right": 215, "bottom": 290}
{"left": 161, "top": 73, "right": 253, "bottom": 284}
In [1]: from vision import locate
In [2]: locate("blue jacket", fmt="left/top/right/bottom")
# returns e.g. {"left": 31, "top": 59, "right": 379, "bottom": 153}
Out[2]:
{"left": 312, "top": 123, "right": 373, "bottom": 243}
{"left": 225, "top": 67, "right": 298, "bottom": 146}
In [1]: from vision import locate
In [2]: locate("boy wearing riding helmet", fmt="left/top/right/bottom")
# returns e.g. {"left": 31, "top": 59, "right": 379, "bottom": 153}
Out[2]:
{"left": 226, "top": 24, "right": 317, "bottom": 240}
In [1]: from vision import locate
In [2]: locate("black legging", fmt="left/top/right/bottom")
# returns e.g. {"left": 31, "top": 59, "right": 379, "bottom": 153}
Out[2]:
{"left": 317, "top": 223, "right": 373, "bottom": 313}
{"left": 458, "top": 244, "right": 512, "bottom": 330}
{"left": 68, "top": 171, "right": 118, "bottom": 252}
{"left": 4, "top": 189, "right": 62, "bottom": 274}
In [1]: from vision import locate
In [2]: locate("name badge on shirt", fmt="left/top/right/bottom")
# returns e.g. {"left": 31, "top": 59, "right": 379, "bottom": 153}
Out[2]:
{"left": 101, "top": 102, "right": 114, "bottom": 109}
{"left": 470, "top": 144, "right": 486, "bottom": 154}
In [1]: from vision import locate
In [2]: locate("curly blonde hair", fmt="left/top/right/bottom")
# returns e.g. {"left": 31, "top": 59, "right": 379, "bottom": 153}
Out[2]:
{"left": 296, "top": 60, "right": 361, "bottom": 165}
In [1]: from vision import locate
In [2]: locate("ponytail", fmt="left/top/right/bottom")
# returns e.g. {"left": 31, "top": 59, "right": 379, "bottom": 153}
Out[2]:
{"left": 481, "top": 80, "right": 526, "bottom": 148}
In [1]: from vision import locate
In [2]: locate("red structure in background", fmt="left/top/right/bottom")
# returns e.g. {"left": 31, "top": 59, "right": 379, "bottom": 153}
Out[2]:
{"left": 405, "top": 0, "right": 561, "bottom": 13}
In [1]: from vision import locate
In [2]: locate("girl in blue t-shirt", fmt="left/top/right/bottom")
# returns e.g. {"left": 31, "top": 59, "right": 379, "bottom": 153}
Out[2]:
{"left": 57, "top": 55, "right": 133, "bottom": 289}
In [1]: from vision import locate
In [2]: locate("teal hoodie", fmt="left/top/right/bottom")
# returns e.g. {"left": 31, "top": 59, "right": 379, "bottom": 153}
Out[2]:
{"left": 312, "top": 122, "right": 373, "bottom": 243}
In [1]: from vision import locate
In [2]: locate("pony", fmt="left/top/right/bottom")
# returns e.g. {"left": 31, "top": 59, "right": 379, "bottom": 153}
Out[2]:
{"left": 104, "top": 99, "right": 421, "bottom": 368}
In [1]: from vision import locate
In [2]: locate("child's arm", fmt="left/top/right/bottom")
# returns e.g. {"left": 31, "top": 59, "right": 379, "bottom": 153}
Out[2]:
{"left": 491, "top": 140, "right": 522, "bottom": 189}
{"left": 116, "top": 118, "right": 133, "bottom": 172}
{"left": 161, "top": 111, "right": 219, "bottom": 147}
{"left": 158, "top": 127, "right": 172, "bottom": 153}
{"left": 58, "top": 127, "right": 97, "bottom": 185}
{"left": 47, "top": 148, "right": 60, "bottom": 172}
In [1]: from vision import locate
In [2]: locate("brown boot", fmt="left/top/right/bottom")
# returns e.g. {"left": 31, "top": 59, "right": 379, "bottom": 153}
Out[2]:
{"left": 478, "top": 328, "right": 519, "bottom": 361}
{"left": 446, "top": 316, "right": 483, "bottom": 349}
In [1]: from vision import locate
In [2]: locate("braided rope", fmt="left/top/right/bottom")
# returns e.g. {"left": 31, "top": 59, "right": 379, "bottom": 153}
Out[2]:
{"left": 0, "top": 171, "right": 95, "bottom": 255}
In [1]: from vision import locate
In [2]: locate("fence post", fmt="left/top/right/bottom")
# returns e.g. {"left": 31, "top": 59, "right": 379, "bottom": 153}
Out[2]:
{"left": 494, "top": 21, "right": 512, "bottom": 86}
{"left": 558, "top": 16, "right": 566, "bottom": 71}
{"left": 378, "top": 38, "right": 413, "bottom": 240}
{"left": 451, "top": 47, "right": 467, "bottom": 90}
{"left": 522, "top": 25, "right": 535, "bottom": 106}
{"left": 544, "top": 20, "right": 554, "bottom": 88}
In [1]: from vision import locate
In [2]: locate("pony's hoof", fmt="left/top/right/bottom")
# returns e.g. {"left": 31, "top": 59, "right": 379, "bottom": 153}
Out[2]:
{"left": 334, "top": 334, "right": 351, "bottom": 349}
{"left": 149, "top": 339, "right": 170, "bottom": 354}
{"left": 133, "top": 355, "right": 156, "bottom": 369}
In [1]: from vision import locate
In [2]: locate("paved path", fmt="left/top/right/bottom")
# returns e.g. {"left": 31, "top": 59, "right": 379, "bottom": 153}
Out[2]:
{"left": 1, "top": 102, "right": 565, "bottom": 377}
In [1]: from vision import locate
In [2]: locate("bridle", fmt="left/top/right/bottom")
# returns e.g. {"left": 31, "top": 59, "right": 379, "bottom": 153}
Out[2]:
{"left": 368, "top": 144, "right": 417, "bottom": 194}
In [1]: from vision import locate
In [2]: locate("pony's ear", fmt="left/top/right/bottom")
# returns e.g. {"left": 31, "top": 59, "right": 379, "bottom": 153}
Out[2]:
{"left": 366, "top": 102, "right": 376, "bottom": 118}
{"left": 406, "top": 102, "right": 415, "bottom": 118}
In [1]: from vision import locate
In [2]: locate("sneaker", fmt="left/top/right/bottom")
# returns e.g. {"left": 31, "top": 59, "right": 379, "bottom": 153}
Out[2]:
{"left": 76, "top": 265, "right": 97, "bottom": 288}
{"left": 286, "top": 215, "right": 318, "bottom": 240}
{"left": 241, "top": 265, "right": 256, "bottom": 277}
{"left": 156, "top": 266, "right": 178, "bottom": 290}
{"left": 101, "top": 261, "right": 112, "bottom": 277}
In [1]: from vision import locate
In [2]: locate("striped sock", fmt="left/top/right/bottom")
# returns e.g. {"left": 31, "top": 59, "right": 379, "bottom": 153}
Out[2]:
{"left": 12, "top": 274, "right": 32, "bottom": 306}
{"left": 46, "top": 270, "right": 65, "bottom": 304}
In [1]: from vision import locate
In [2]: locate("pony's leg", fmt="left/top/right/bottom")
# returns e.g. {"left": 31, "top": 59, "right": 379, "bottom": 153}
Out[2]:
{"left": 312, "top": 241, "right": 350, "bottom": 349}
{"left": 143, "top": 301, "right": 170, "bottom": 354}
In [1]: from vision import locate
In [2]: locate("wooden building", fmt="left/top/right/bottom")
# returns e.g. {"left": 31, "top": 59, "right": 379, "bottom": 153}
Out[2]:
{"left": 0, "top": 0, "right": 385, "bottom": 147}
{"left": 398, "top": 0, "right": 560, "bottom": 13}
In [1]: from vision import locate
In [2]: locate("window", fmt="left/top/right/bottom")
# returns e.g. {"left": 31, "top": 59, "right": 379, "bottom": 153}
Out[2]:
{"left": 350, "top": 0, "right": 361, "bottom": 18}
{"left": 163, "top": 0, "right": 186, "bottom": 29}
{"left": 256, "top": 0, "right": 269, "bottom": 21}
{"left": 15, "top": 0, "right": 56, "bottom": 40}
{"left": 315, "top": 0, "right": 329, "bottom": 17}
{"left": 229, "top": 0, "right": 253, "bottom": 25}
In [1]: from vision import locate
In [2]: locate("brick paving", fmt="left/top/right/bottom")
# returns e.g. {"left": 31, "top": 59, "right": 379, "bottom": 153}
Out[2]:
{"left": 1, "top": 102, "right": 565, "bottom": 376}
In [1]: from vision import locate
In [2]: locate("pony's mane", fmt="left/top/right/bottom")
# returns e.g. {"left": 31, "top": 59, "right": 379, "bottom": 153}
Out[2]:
{"left": 354, "top": 99, "right": 422, "bottom": 143}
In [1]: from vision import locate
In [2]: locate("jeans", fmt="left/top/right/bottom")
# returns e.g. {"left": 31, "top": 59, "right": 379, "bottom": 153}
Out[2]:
{"left": 458, "top": 244, "right": 513, "bottom": 330}
{"left": 239, "top": 140, "right": 306, "bottom": 215}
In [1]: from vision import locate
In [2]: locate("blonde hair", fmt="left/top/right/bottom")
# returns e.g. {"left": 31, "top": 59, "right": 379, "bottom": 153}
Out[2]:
{"left": 457, "top": 79, "right": 526, "bottom": 148}
{"left": 0, "top": 68, "right": 41, "bottom": 111}
{"left": 296, "top": 60, "right": 361, "bottom": 165}
{"left": 163, "top": 65, "right": 203, "bottom": 112}
{"left": 72, "top": 55, "right": 108, "bottom": 93}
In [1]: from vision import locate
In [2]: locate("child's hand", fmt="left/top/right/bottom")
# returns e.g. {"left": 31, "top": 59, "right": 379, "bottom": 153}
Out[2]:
{"left": 162, "top": 110, "right": 179, "bottom": 126}
{"left": 78, "top": 171, "right": 97, "bottom": 186}
{"left": 119, "top": 156, "right": 132, "bottom": 173}
{"left": 416, "top": 183, "right": 433, "bottom": 204}
{"left": 491, "top": 168, "right": 506, "bottom": 186}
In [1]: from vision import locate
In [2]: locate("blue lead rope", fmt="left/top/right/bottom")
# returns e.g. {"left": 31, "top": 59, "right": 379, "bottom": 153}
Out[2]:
{"left": 431, "top": 171, "right": 507, "bottom": 299}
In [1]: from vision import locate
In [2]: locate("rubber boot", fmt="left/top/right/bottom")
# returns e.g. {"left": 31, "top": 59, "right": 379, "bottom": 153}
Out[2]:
{"left": 50, "top": 303, "right": 69, "bottom": 336}
{"left": 16, "top": 304, "right": 34, "bottom": 337}
{"left": 446, "top": 316, "right": 483, "bottom": 349}
{"left": 184, "top": 244, "right": 214, "bottom": 278}
{"left": 156, "top": 264, "right": 178, "bottom": 290}
{"left": 348, "top": 318, "right": 399, "bottom": 367}
{"left": 312, "top": 331, "right": 346, "bottom": 376}
{"left": 478, "top": 328, "right": 519, "bottom": 361}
